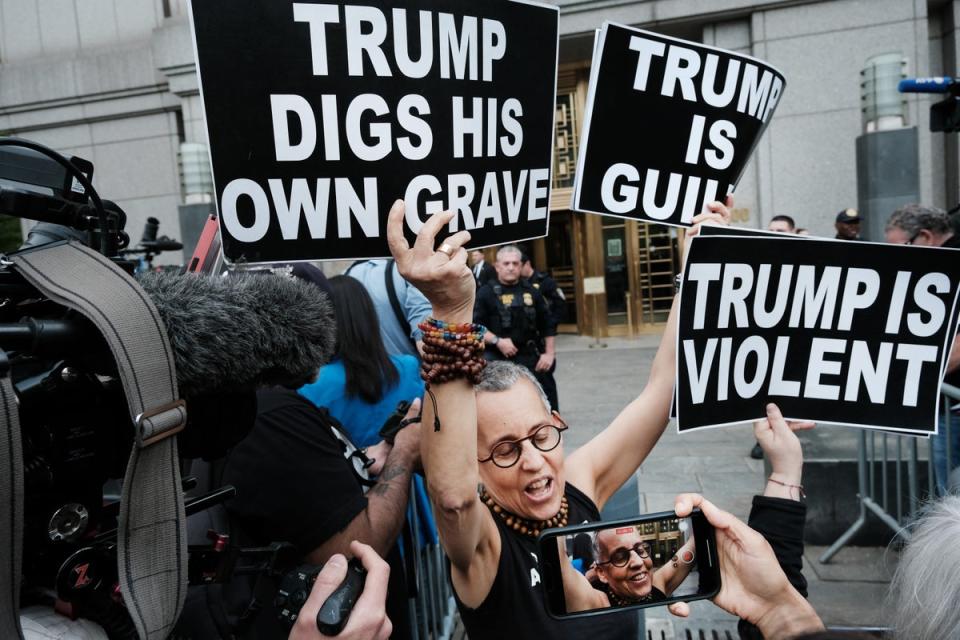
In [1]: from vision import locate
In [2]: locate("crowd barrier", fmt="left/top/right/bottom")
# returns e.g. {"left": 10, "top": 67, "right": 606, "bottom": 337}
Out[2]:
{"left": 819, "top": 383, "right": 960, "bottom": 563}
{"left": 405, "top": 480, "right": 457, "bottom": 640}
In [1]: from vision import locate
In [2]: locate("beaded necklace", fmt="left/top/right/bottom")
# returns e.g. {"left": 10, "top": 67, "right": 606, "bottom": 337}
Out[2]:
{"left": 605, "top": 588, "right": 656, "bottom": 608}
{"left": 479, "top": 488, "right": 568, "bottom": 538}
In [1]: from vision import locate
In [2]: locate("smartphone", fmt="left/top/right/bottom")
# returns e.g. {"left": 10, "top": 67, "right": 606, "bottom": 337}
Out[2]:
{"left": 537, "top": 509, "right": 719, "bottom": 619}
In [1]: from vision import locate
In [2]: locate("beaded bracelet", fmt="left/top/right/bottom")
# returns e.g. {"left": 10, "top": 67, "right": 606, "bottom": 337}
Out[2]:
{"left": 418, "top": 317, "right": 487, "bottom": 431}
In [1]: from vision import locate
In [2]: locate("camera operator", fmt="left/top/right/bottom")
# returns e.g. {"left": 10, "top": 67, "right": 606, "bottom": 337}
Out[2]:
{"left": 216, "top": 385, "right": 421, "bottom": 639}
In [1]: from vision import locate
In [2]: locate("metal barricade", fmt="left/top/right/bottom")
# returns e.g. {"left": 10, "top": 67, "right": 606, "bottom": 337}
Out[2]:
{"left": 406, "top": 480, "right": 457, "bottom": 640}
{"left": 820, "top": 383, "right": 960, "bottom": 563}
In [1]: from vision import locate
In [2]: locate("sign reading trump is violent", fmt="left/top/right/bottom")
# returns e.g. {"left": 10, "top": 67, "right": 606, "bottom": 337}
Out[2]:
{"left": 572, "top": 22, "right": 785, "bottom": 227}
{"left": 190, "top": 0, "right": 558, "bottom": 262}
{"left": 676, "top": 236, "right": 960, "bottom": 435}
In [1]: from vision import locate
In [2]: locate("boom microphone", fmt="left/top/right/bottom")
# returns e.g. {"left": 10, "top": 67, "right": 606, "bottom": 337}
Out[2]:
{"left": 898, "top": 77, "right": 958, "bottom": 94}
{"left": 137, "top": 270, "right": 336, "bottom": 398}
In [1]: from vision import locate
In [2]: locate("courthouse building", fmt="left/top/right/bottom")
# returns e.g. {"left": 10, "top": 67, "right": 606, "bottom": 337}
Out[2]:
{"left": 0, "top": 0, "right": 956, "bottom": 335}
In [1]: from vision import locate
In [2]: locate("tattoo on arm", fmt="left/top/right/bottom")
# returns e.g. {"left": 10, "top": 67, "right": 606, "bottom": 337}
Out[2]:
{"left": 369, "top": 463, "right": 409, "bottom": 496}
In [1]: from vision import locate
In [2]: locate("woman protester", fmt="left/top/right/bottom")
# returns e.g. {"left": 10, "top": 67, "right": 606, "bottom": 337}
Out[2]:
{"left": 299, "top": 275, "right": 437, "bottom": 547}
{"left": 385, "top": 198, "right": 730, "bottom": 639}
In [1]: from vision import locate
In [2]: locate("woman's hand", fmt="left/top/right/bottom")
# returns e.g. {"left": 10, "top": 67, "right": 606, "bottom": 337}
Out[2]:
{"left": 682, "top": 196, "right": 733, "bottom": 268}
{"left": 754, "top": 403, "right": 814, "bottom": 499}
{"left": 687, "top": 196, "right": 733, "bottom": 239}
{"left": 386, "top": 200, "right": 475, "bottom": 322}
{"left": 668, "top": 494, "right": 823, "bottom": 638}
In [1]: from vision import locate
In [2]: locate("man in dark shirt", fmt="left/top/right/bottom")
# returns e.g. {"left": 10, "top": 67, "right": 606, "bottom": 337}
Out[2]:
{"left": 220, "top": 388, "right": 421, "bottom": 638}
{"left": 470, "top": 249, "right": 497, "bottom": 287}
{"left": 474, "top": 245, "right": 559, "bottom": 409}
{"left": 520, "top": 253, "right": 566, "bottom": 328}
{"left": 885, "top": 203, "right": 960, "bottom": 492}
{"left": 834, "top": 208, "right": 862, "bottom": 240}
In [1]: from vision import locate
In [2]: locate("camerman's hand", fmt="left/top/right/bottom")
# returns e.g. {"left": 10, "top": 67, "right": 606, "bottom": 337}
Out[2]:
{"left": 668, "top": 494, "right": 823, "bottom": 639}
{"left": 386, "top": 201, "right": 475, "bottom": 323}
{"left": 754, "top": 403, "right": 813, "bottom": 500}
{"left": 365, "top": 441, "right": 392, "bottom": 477}
{"left": 392, "top": 398, "right": 423, "bottom": 471}
{"left": 497, "top": 337, "right": 518, "bottom": 358}
{"left": 290, "top": 541, "right": 392, "bottom": 640}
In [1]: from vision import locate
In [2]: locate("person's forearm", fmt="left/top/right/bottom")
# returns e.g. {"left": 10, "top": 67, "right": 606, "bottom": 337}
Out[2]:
{"left": 764, "top": 472, "right": 803, "bottom": 501}
{"left": 484, "top": 330, "right": 499, "bottom": 345}
{"left": 422, "top": 305, "right": 485, "bottom": 567}
{"left": 754, "top": 590, "right": 824, "bottom": 639}
{"left": 308, "top": 446, "right": 414, "bottom": 563}
{"left": 545, "top": 336, "right": 555, "bottom": 355}
{"left": 646, "top": 293, "right": 679, "bottom": 394}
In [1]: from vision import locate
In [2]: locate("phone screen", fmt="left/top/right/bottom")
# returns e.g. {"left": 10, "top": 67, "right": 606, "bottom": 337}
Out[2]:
{"left": 538, "top": 510, "right": 719, "bottom": 618}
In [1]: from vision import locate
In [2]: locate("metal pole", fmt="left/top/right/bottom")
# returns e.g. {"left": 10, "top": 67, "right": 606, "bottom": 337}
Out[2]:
{"left": 878, "top": 433, "right": 885, "bottom": 510}
{"left": 946, "top": 395, "right": 953, "bottom": 495}
{"left": 908, "top": 438, "right": 919, "bottom": 517}
{"left": 895, "top": 436, "right": 903, "bottom": 524}
{"left": 588, "top": 295, "right": 607, "bottom": 349}
{"left": 820, "top": 430, "right": 870, "bottom": 563}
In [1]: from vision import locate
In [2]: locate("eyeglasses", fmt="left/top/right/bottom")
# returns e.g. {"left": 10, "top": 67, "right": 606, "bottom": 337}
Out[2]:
{"left": 904, "top": 231, "right": 921, "bottom": 245}
{"left": 597, "top": 542, "right": 651, "bottom": 567}
{"left": 478, "top": 418, "right": 568, "bottom": 469}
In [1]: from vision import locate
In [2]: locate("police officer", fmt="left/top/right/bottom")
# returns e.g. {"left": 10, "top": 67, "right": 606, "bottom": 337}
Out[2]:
{"left": 520, "top": 253, "right": 566, "bottom": 328}
{"left": 475, "top": 245, "right": 559, "bottom": 410}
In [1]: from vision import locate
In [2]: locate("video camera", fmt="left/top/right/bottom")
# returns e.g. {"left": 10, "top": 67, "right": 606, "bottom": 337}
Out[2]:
{"left": 0, "top": 137, "right": 337, "bottom": 639}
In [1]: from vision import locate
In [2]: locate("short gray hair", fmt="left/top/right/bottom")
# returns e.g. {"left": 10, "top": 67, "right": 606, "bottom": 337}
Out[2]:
{"left": 886, "top": 495, "right": 960, "bottom": 639}
{"left": 886, "top": 203, "right": 951, "bottom": 237}
{"left": 496, "top": 245, "right": 522, "bottom": 261}
{"left": 476, "top": 360, "right": 551, "bottom": 414}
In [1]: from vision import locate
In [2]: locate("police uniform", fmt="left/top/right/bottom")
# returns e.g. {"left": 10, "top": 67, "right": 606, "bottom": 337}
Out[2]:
{"left": 527, "top": 270, "right": 565, "bottom": 328}
{"left": 474, "top": 279, "right": 559, "bottom": 410}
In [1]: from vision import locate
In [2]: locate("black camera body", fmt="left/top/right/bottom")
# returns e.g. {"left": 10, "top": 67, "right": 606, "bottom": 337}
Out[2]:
{"left": 275, "top": 559, "right": 367, "bottom": 636}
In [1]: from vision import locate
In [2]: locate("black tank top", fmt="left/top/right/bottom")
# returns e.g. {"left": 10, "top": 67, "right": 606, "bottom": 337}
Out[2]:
{"left": 454, "top": 484, "right": 641, "bottom": 640}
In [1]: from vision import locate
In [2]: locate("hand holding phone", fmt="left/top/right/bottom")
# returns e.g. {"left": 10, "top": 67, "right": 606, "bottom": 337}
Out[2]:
{"left": 669, "top": 494, "right": 823, "bottom": 637}
{"left": 537, "top": 509, "right": 720, "bottom": 619}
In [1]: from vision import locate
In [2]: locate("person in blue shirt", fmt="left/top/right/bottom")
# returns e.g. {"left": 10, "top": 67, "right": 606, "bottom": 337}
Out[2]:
{"left": 345, "top": 259, "right": 431, "bottom": 358}
{"left": 300, "top": 275, "right": 437, "bottom": 545}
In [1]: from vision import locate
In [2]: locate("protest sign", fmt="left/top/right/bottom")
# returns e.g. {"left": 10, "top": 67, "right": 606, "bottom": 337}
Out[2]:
{"left": 676, "top": 235, "right": 960, "bottom": 434}
{"left": 189, "top": 0, "right": 558, "bottom": 263}
{"left": 572, "top": 22, "right": 785, "bottom": 228}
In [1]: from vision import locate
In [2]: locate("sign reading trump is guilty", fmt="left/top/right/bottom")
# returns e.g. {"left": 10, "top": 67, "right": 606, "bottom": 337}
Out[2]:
{"left": 676, "top": 236, "right": 960, "bottom": 435}
{"left": 572, "top": 22, "right": 785, "bottom": 227}
{"left": 190, "top": 0, "right": 558, "bottom": 262}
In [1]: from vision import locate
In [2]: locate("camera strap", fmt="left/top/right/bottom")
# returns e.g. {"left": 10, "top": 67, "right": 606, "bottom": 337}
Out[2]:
{"left": 4, "top": 240, "right": 187, "bottom": 640}
{"left": 0, "top": 362, "right": 25, "bottom": 638}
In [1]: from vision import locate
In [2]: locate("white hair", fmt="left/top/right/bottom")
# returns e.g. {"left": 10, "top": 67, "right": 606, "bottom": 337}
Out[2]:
{"left": 476, "top": 360, "right": 551, "bottom": 414}
{"left": 886, "top": 495, "right": 960, "bottom": 639}
{"left": 496, "top": 245, "right": 522, "bottom": 261}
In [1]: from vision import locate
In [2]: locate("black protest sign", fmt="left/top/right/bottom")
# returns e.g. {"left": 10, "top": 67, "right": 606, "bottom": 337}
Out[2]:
{"left": 572, "top": 22, "right": 785, "bottom": 228}
{"left": 676, "top": 236, "right": 960, "bottom": 434}
{"left": 698, "top": 225, "right": 803, "bottom": 239}
{"left": 190, "top": 0, "right": 558, "bottom": 263}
